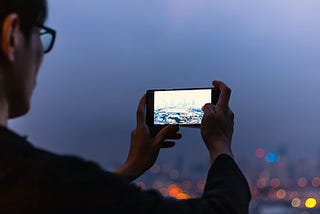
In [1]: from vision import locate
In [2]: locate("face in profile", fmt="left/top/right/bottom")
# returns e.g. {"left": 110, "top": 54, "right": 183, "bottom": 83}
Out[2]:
{"left": 2, "top": 14, "right": 44, "bottom": 118}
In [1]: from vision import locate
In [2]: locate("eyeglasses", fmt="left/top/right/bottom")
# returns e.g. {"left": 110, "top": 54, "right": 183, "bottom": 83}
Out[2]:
{"left": 40, "top": 26, "right": 56, "bottom": 54}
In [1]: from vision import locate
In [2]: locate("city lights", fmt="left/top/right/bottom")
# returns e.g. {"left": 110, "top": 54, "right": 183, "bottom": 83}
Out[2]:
{"left": 176, "top": 193, "right": 190, "bottom": 200}
{"left": 133, "top": 146, "right": 320, "bottom": 213}
{"left": 297, "top": 177, "right": 308, "bottom": 188}
{"left": 168, "top": 184, "right": 181, "bottom": 197}
{"left": 291, "top": 198, "right": 301, "bottom": 208}
{"left": 257, "top": 178, "right": 267, "bottom": 188}
{"left": 255, "top": 148, "right": 265, "bottom": 158}
{"left": 312, "top": 177, "right": 320, "bottom": 188}
{"left": 305, "top": 198, "right": 317, "bottom": 209}
{"left": 276, "top": 189, "right": 286, "bottom": 199}
{"left": 265, "top": 153, "right": 279, "bottom": 163}
{"left": 270, "top": 178, "right": 281, "bottom": 188}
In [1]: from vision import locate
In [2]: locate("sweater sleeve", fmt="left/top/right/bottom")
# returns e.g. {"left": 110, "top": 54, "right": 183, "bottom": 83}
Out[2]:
{"left": 33, "top": 154, "right": 251, "bottom": 214}
{"left": 131, "top": 154, "right": 251, "bottom": 214}
{"left": 202, "top": 154, "right": 252, "bottom": 213}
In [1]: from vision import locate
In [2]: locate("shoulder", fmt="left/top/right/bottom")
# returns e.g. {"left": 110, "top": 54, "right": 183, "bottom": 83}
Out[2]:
{"left": 32, "top": 153, "right": 119, "bottom": 185}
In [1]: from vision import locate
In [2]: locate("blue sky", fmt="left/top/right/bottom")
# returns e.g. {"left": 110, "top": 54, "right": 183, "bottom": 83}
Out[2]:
{"left": 10, "top": 0, "right": 320, "bottom": 169}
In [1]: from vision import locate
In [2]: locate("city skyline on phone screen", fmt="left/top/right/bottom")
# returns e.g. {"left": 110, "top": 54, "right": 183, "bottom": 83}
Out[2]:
{"left": 154, "top": 89, "right": 211, "bottom": 125}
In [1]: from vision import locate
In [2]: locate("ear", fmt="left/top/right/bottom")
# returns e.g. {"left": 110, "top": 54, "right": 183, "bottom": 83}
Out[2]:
{"left": 1, "top": 13, "right": 21, "bottom": 62}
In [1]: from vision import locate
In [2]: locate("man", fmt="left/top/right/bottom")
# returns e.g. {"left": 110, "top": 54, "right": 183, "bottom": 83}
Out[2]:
{"left": 0, "top": 0, "right": 251, "bottom": 213}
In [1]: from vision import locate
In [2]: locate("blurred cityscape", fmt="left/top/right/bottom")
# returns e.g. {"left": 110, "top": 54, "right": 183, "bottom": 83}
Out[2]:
{"left": 134, "top": 146, "right": 320, "bottom": 214}
{"left": 154, "top": 107, "right": 203, "bottom": 125}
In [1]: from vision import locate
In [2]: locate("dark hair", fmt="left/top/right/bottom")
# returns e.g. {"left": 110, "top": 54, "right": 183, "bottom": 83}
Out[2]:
{"left": 0, "top": 0, "right": 47, "bottom": 39}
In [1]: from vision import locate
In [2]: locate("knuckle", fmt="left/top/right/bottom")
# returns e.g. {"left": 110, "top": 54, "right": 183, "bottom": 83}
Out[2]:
{"left": 203, "top": 103, "right": 211, "bottom": 109}
{"left": 225, "top": 86, "right": 232, "bottom": 95}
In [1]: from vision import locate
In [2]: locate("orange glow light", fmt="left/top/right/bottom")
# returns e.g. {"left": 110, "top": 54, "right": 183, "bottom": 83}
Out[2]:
{"left": 168, "top": 185, "right": 181, "bottom": 197}
{"left": 276, "top": 189, "right": 286, "bottom": 199}
{"left": 176, "top": 193, "right": 190, "bottom": 200}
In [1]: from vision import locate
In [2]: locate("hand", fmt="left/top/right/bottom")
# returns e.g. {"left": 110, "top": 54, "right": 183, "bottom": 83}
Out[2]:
{"left": 114, "top": 95, "right": 182, "bottom": 182}
{"left": 201, "top": 80, "right": 234, "bottom": 165}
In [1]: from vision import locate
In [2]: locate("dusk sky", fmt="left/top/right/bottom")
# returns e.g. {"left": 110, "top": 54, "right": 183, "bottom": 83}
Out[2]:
{"left": 10, "top": 0, "right": 320, "bottom": 170}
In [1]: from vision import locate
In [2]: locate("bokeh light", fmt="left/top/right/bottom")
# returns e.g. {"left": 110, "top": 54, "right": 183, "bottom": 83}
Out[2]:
{"left": 136, "top": 181, "right": 146, "bottom": 189}
{"left": 265, "top": 153, "right": 279, "bottom": 163}
{"left": 255, "top": 148, "right": 265, "bottom": 158}
{"left": 257, "top": 178, "right": 268, "bottom": 188}
{"left": 270, "top": 178, "right": 281, "bottom": 188}
{"left": 298, "top": 177, "right": 308, "bottom": 188}
{"left": 312, "top": 177, "right": 320, "bottom": 188}
{"left": 176, "top": 193, "right": 190, "bottom": 200}
{"left": 249, "top": 200, "right": 258, "bottom": 209}
{"left": 168, "top": 184, "right": 181, "bottom": 197}
{"left": 305, "top": 198, "right": 317, "bottom": 209}
{"left": 291, "top": 198, "right": 301, "bottom": 208}
{"left": 276, "top": 189, "right": 286, "bottom": 199}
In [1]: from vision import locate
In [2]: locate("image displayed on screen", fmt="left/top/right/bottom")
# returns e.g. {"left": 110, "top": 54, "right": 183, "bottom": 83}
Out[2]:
{"left": 154, "top": 89, "right": 211, "bottom": 125}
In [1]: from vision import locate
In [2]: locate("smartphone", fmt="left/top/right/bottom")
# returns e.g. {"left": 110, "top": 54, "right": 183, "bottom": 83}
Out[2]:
{"left": 146, "top": 87, "right": 220, "bottom": 129}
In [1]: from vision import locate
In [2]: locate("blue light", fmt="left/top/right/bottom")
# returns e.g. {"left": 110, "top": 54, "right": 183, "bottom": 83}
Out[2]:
{"left": 265, "top": 153, "right": 279, "bottom": 163}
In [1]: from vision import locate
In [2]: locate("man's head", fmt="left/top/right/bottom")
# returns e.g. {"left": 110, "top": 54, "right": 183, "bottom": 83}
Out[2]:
{"left": 0, "top": 0, "right": 55, "bottom": 119}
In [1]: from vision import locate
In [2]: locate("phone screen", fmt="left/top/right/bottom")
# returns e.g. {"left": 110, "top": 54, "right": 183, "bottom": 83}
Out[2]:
{"left": 148, "top": 88, "right": 214, "bottom": 126}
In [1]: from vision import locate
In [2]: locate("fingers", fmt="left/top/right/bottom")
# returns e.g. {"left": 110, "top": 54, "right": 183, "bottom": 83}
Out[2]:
{"left": 213, "top": 80, "right": 231, "bottom": 108}
{"left": 131, "top": 130, "right": 135, "bottom": 139}
{"left": 154, "top": 125, "right": 181, "bottom": 147}
{"left": 167, "top": 132, "right": 182, "bottom": 140}
{"left": 136, "top": 94, "right": 146, "bottom": 127}
{"left": 202, "top": 103, "right": 215, "bottom": 114}
{"left": 229, "top": 109, "right": 235, "bottom": 120}
{"left": 160, "top": 141, "right": 176, "bottom": 148}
